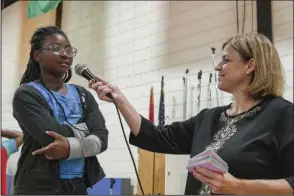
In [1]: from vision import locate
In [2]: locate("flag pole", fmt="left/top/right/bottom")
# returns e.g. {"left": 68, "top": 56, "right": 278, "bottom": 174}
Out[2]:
{"left": 207, "top": 73, "right": 213, "bottom": 108}
{"left": 196, "top": 70, "right": 202, "bottom": 113}
{"left": 211, "top": 47, "right": 220, "bottom": 106}
{"left": 183, "top": 69, "right": 189, "bottom": 120}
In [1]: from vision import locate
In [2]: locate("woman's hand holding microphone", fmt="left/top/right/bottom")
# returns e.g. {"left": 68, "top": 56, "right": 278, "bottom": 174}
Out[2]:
{"left": 88, "top": 76, "right": 142, "bottom": 136}
{"left": 88, "top": 76, "right": 125, "bottom": 104}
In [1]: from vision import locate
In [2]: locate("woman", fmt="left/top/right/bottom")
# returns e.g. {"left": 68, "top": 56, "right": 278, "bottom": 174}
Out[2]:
{"left": 12, "top": 26, "right": 109, "bottom": 195}
{"left": 89, "top": 33, "right": 293, "bottom": 195}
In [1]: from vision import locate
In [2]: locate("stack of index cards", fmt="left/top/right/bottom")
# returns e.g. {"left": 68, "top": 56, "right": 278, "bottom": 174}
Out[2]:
{"left": 186, "top": 148, "right": 228, "bottom": 173}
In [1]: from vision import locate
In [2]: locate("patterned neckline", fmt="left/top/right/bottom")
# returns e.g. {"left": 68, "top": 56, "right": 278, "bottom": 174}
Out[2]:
{"left": 223, "top": 98, "right": 266, "bottom": 119}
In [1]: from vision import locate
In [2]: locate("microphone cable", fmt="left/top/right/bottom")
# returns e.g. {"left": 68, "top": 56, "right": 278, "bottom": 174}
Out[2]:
{"left": 111, "top": 97, "right": 145, "bottom": 195}
{"left": 73, "top": 65, "right": 145, "bottom": 194}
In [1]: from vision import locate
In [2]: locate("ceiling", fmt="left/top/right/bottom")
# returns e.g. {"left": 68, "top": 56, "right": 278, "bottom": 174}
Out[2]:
{"left": 1, "top": 0, "right": 18, "bottom": 10}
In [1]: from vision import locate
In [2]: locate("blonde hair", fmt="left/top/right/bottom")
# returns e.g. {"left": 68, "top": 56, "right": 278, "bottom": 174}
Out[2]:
{"left": 222, "top": 33, "right": 285, "bottom": 98}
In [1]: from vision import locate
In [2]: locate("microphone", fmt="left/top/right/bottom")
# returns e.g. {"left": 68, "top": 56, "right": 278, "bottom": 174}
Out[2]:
{"left": 75, "top": 64, "right": 113, "bottom": 99}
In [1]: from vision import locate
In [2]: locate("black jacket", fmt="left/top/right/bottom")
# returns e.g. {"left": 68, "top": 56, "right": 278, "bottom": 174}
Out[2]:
{"left": 130, "top": 96, "right": 294, "bottom": 194}
{"left": 12, "top": 84, "right": 108, "bottom": 195}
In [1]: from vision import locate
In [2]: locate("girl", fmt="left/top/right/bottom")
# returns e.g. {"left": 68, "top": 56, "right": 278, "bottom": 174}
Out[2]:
{"left": 12, "top": 26, "right": 108, "bottom": 195}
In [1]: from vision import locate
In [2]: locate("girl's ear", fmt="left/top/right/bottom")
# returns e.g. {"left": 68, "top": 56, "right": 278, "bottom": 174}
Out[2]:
{"left": 33, "top": 50, "right": 41, "bottom": 63}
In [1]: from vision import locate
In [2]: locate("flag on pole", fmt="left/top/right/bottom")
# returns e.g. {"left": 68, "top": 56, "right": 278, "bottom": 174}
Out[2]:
{"left": 27, "top": 0, "right": 62, "bottom": 19}
{"left": 149, "top": 86, "right": 154, "bottom": 124}
{"left": 158, "top": 76, "right": 165, "bottom": 128}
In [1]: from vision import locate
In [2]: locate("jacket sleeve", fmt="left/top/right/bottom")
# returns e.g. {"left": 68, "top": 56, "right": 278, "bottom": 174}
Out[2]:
{"left": 12, "top": 85, "right": 74, "bottom": 147}
{"left": 129, "top": 109, "right": 208, "bottom": 154}
{"left": 279, "top": 105, "right": 294, "bottom": 191}
{"left": 67, "top": 89, "right": 109, "bottom": 159}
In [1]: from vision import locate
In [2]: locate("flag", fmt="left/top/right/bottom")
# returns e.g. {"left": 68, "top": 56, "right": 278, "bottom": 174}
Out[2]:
{"left": 27, "top": 0, "right": 62, "bottom": 19}
{"left": 149, "top": 86, "right": 154, "bottom": 124}
{"left": 158, "top": 76, "right": 165, "bottom": 128}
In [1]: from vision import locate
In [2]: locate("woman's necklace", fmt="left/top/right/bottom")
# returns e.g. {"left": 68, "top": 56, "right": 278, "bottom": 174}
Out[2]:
{"left": 226, "top": 100, "right": 259, "bottom": 127}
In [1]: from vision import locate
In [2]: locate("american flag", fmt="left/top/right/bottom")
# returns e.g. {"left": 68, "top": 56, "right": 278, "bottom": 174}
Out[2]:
{"left": 158, "top": 76, "right": 165, "bottom": 128}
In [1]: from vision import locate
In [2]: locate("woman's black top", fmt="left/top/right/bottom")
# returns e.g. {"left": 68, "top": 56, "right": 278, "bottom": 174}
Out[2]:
{"left": 129, "top": 96, "right": 294, "bottom": 194}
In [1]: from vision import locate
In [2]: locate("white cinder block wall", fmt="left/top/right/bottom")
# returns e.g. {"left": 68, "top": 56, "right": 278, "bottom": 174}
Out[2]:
{"left": 0, "top": 0, "right": 292, "bottom": 194}
{"left": 2, "top": 2, "right": 22, "bottom": 130}
{"left": 1, "top": 1, "right": 23, "bottom": 174}
{"left": 61, "top": 1, "right": 293, "bottom": 194}
{"left": 272, "top": 1, "right": 293, "bottom": 102}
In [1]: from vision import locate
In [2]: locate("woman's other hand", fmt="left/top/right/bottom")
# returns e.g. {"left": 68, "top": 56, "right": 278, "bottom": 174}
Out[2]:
{"left": 192, "top": 167, "right": 241, "bottom": 194}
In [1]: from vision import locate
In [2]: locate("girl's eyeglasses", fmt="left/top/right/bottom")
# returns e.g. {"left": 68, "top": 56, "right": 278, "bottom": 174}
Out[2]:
{"left": 41, "top": 44, "right": 77, "bottom": 57}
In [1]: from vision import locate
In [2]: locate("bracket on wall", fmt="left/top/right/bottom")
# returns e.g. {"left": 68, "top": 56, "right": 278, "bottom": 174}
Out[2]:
{"left": 256, "top": 0, "right": 273, "bottom": 42}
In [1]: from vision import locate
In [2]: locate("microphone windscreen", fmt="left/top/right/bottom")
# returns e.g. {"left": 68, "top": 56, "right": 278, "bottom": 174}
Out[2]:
{"left": 75, "top": 64, "right": 87, "bottom": 76}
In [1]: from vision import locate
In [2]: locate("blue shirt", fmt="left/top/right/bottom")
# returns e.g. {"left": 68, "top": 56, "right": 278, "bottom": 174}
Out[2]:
{"left": 29, "top": 82, "right": 84, "bottom": 179}
{"left": 2, "top": 139, "right": 18, "bottom": 157}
